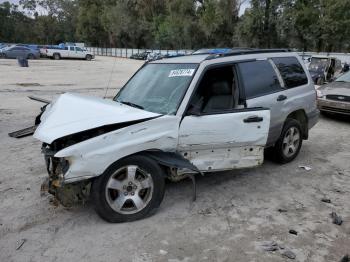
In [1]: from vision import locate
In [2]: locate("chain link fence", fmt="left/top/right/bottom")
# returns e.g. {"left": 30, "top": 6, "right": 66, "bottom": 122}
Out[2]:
{"left": 85, "top": 47, "right": 350, "bottom": 64}
{"left": 85, "top": 47, "right": 193, "bottom": 58}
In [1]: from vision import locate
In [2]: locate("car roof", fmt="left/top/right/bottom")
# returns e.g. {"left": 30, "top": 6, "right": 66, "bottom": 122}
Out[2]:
{"left": 150, "top": 54, "right": 210, "bottom": 64}
{"left": 152, "top": 50, "right": 298, "bottom": 64}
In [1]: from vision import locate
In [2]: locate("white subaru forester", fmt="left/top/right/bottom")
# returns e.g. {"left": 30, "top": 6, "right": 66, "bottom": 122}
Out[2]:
{"left": 33, "top": 50, "right": 319, "bottom": 222}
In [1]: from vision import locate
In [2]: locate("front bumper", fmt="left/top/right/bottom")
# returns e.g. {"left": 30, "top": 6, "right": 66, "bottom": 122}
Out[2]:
{"left": 41, "top": 147, "right": 90, "bottom": 206}
{"left": 317, "top": 98, "right": 350, "bottom": 115}
{"left": 42, "top": 147, "right": 67, "bottom": 191}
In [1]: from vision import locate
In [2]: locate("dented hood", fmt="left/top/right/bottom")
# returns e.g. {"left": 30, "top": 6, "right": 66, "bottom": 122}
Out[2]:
{"left": 33, "top": 93, "right": 160, "bottom": 144}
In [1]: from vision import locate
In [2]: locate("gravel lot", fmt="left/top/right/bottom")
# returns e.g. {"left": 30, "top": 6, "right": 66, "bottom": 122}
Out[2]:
{"left": 0, "top": 56, "right": 349, "bottom": 262}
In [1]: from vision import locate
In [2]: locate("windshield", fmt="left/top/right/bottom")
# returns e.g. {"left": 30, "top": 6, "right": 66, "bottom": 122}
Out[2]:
{"left": 115, "top": 63, "right": 198, "bottom": 115}
{"left": 336, "top": 71, "right": 350, "bottom": 83}
{"left": 308, "top": 57, "right": 328, "bottom": 72}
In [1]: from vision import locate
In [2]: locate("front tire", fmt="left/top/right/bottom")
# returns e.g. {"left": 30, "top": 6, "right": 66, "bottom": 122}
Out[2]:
{"left": 91, "top": 155, "right": 165, "bottom": 223}
{"left": 273, "top": 119, "right": 303, "bottom": 163}
{"left": 85, "top": 54, "right": 92, "bottom": 61}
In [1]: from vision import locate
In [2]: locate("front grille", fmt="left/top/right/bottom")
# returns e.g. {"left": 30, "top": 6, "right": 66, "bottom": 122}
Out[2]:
{"left": 326, "top": 94, "right": 350, "bottom": 102}
{"left": 321, "top": 106, "right": 350, "bottom": 114}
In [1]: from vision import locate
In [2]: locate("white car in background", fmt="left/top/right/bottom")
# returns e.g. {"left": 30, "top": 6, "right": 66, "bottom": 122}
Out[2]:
{"left": 45, "top": 46, "right": 94, "bottom": 60}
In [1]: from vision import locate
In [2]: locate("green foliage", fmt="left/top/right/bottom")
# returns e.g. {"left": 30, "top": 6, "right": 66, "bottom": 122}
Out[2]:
{"left": 1, "top": 0, "right": 350, "bottom": 52}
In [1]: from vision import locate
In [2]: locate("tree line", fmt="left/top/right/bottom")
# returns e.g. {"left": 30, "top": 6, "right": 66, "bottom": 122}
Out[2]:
{"left": 1, "top": 0, "right": 349, "bottom": 52}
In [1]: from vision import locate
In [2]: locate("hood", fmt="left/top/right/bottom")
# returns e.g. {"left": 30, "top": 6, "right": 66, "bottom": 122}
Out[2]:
{"left": 33, "top": 93, "right": 160, "bottom": 144}
{"left": 318, "top": 81, "right": 350, "bottom": 96}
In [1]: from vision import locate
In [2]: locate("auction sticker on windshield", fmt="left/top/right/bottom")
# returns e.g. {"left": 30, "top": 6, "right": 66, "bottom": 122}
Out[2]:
{"left": 168, "top": 69, "right": 195, "bottom": 77}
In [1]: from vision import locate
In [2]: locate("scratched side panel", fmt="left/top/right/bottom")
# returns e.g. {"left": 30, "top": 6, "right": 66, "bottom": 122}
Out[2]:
{"left": 178, "top": 110, "right": 270, "bottom": 171}
{"left": 55, "top": 116, "right": 180, "bottom": 182}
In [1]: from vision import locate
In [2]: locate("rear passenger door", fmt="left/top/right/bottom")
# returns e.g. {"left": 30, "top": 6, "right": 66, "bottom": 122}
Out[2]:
{"left": 68, "top": 46, "right": 77, "bottom": 58}
{"left": 241, "top": 57, "right": 310, "bottom": 146}
{"left": 237, "top": 59, "right": 287, "bottom": 146}
{"left": 271, "top": 57, "right": 311, "bottom": 138}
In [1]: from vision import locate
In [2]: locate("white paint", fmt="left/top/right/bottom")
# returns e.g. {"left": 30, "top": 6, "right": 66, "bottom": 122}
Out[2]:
{"left": 34, "top": 92, "right": 269, "bottom": 182}
{"left": 168, "top": 69, "right": 195, "bottom": 77}
{"left": 159, "top": 250, "right": 168, "bottom": 255}
{"left": 33, "top": 93, "right": 160, "bottom": 144}
{"left": 54, "top": 115, "right": 180, "bottom": 182}
{"left": 178, "top": 110, "right": 270, "bottom": 171}
{"left": 45, "top": 46, "right": 93, "bottom": 59}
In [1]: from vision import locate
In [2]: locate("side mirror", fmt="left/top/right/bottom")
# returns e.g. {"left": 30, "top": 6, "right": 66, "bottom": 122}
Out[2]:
{"left": 186, "top": 106, "right": 201, "bottom": 116}
{"left": 186, "top": 97, "right": 204, "bottom": 116}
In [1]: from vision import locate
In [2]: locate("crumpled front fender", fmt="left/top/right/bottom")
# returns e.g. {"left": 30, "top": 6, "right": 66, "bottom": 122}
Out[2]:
{"left": 55, "top": 115, "right": 180, "bottom": 183}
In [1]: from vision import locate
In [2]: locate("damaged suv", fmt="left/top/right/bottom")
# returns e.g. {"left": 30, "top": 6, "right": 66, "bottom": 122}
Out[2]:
{"left": 32, "top": 50, "right": 319, "bottom": 222}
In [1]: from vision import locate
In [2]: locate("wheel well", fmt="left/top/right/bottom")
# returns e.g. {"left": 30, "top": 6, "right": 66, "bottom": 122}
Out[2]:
{"left": 286, "top": 110, "right": 308, "bottom": 139}
{"left": 53, "top": 53, "right": 60, "bottom": 57}
{"left": 102, "top": 150, "right": 199, "bottom": 179}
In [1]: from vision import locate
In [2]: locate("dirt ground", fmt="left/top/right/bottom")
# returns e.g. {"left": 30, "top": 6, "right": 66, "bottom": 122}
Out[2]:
{"left": 0, "top": 56, "right": 349, "bottom": 262}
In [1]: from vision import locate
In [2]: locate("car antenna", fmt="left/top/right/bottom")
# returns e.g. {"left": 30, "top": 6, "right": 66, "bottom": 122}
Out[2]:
{"left": 104, "top": 55, "right": 118, "bottom": 99}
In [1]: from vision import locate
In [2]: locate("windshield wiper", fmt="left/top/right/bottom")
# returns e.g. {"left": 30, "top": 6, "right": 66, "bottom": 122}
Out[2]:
{"left": 119, "top": 101, "right": 144, "bottom": 110}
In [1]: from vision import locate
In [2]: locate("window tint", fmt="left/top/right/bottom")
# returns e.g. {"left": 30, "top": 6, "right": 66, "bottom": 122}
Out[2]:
{"left": 188, "top": 65, "right": 237, "bottom": 114}
{"left": 272, "top": 57, "right": 308, "bottom": 88}
{"left": 69, "top": 47, "right": 74, "bottom": 51}
{"left": 76, "top": 47, "right": 83, "bottom": 51}
{"left": 238, "top": 60, "right": 282, "bottom": 99}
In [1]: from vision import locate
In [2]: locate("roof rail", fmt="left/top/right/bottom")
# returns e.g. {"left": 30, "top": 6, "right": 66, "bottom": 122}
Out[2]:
{"left": 205, "top": 48, "right": 292, "bottom": 60}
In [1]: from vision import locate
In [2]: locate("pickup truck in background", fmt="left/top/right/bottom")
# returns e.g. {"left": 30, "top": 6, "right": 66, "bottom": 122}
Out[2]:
{"left": 43, "top": 46, "right": 94, "bottom": 60}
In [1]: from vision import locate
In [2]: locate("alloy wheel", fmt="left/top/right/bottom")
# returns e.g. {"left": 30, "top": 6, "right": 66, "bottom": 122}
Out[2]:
{"left": 282, "top": 127, "right": 300, "bottom": 158}
{"left": 105, "top": 165, "right": 154, "bottom": 214}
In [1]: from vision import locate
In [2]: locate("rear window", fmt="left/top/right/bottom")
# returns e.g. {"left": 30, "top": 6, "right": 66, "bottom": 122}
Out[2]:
{"left": 272, "top": 57, "right": 308, "bottom": 88}
{"left": 237, "top": 60, "right": 282, "bottom": 99}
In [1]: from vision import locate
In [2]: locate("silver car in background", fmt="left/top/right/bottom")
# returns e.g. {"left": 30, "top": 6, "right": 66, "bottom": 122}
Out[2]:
{"left": 317, "top": 71, "right": 350, "bottom": 115}
{"left": 0, "top": 45, "right": 40, "bottom": 59}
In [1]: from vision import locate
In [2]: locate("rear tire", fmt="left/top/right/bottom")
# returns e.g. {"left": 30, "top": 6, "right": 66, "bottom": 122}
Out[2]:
{"left": 91, "top": 155, "right": 165, "bottom": 223}
{"left": 272, "top": 119, "right": 303, "bottom": 164}
{"left": 53, "top": 53, "right": 60, "bottom": 60}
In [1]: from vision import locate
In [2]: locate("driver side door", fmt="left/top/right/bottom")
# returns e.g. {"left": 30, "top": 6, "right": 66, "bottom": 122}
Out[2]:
{"left": 178, "top": 63, "right": 270, "bottom": 172}
{"left": 178, "top": 109, "right": 270, "bottom": 171}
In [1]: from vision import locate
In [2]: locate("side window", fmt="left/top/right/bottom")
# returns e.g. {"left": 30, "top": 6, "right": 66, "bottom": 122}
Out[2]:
{"left": 272, "top": 57, "right": 308, "bottom": 88}
{"left": 64, "top": 47, "right": 68, "bottom": 50}
{"left": 237, "top": 60, "right": 282, "bottom": 99}
{"left": 69, "top": 47, "right": 75, "bottom": 51}
{"left": 76, "top": 47, "right": 83, "bottom": 51}
{"left": 188, "top": 65, "right": 239, "bottom": 114}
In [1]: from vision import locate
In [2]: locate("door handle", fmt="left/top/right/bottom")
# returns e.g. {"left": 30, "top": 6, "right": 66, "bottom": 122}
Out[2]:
{"left": 277, "top": 95, "right": 287, "bottom": 101}
{"left": 243, "top": 116, "right": 263, "bottom": 123}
